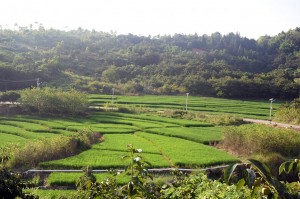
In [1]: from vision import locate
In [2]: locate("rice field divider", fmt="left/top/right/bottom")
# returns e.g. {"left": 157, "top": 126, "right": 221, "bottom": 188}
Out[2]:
{"left": 25, "top": 164, "right": 232, "bottom": 175}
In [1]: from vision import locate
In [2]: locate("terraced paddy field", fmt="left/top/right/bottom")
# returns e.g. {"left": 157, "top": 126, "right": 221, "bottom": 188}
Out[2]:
{"left": 89, "top": 94, "right": 282, "bottom": 119}
{"left": 0, "top": 111, "right": 237, "bottom": 167}
{"left": 0, "top": 110, "right": 240, "bottom": 190}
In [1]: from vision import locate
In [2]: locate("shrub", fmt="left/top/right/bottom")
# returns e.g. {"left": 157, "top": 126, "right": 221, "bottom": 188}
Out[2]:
{"left": 19, "top": 87, "right": 88, "bottom": 116}
{"left": 0, "top": 90, "right": 20, "bottom": 102}
{"left": 74, "top": 144, "right": 156, "bottom": 199}
{"left": 76, "top": 167, "right": 97, "bottom": 190}
{"left": 6, "top": 129, "right": 101, "bottom": 169}
{"left": 224, "top": 159, "right": 300, "bottom": 198}
{"left": 0, "top": 156, "right": 38, "bottom": 199}
{"left": 221, "top": 124, "right": 300, "bottom": 157}
{"left": 161, "top": 172, "right": 252, "bottom": 199}
{"left": 159, "top": 110, "right": 244, "bottom": 125}
{"left": 274, "top": 97, "right": 300, "bottom": 125}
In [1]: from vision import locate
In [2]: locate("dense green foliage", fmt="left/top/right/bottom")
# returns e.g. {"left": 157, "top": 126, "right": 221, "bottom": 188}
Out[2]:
{"left": 19, "top": 87, "right": 88, "bottom": 115}
{"left": 274, "top": 97, "right": 300, "bottom": 124}
{"left": 221, "top": 124, "right": 300, "bottom": 157}
{"left": 225, "top": 159, "right": 300, "bottom": 198}
{"left": 0, "top": 90, "right": 20, "bottom": 102}
{"left": 160, "top": 172, "right": 252, "bottom": 199}
{"left": 1, "top": 27, "right": 300, "bottom": 98}
{"left": 0, "top": 156, "right": 38, "bottom": 199}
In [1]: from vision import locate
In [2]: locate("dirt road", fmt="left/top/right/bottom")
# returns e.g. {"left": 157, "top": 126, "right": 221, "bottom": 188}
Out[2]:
{"left": 243, "top": 118, "right": 300, "bottom": 131}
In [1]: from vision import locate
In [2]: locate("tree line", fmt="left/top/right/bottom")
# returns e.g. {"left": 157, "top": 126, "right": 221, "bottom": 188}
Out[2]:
{"left": 0, "top": 26, "right": 300, "bottom": 99}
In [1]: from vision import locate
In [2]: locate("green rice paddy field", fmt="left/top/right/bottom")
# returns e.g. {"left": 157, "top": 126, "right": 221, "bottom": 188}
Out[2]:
{"left": 89, "top": 94, "right": 281, "bottom": 119}
{"left": 0, "top": 95, "right": 282, "bottom": 193}
{"left": 0, "top": 111, "right": 237, "bottom": 168}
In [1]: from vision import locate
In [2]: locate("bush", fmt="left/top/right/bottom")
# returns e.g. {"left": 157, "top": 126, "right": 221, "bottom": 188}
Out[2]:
{"left": 161, "top": 172, "right": 252, "bottom": 199}
{"left": 0, "top": 90, "right": 20, "bottom": 102}
{"left": 86, "top": 81, "right": 117, "bottom": 94}
{"left": 19, "top": 87, "right": 88, "bottom": 116}
{"left": 221, "top": 124, "right": 300, "bottom": 157}
{"left": 158, "top": 110, "right": 244, "bottom": 125}
{"left": 0, "top": 156, "right": 38, "bottom": 199}
{"left": 5, "top": 129, "right": 101, "bottom": 169}
{"left": 274, "top": 97, "right": 300, "bottom": 125}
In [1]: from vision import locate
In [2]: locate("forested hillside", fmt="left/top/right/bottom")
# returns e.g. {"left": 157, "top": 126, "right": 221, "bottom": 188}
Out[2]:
{"left": 0, "top": 26, "right": 300, "bottom": 99}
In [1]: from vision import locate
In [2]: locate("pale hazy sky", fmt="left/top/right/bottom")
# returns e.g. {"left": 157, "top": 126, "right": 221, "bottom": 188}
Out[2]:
{"left": 1, "top": 0, "right": 300, "bottom": 39}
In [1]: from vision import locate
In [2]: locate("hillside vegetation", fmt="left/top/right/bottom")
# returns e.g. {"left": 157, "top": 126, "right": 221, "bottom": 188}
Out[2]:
{"left": 274, "top": 97, "right": 300, "bottom": 125}
{"left": 0, "top": 27, "right": 300, "bottom": 98}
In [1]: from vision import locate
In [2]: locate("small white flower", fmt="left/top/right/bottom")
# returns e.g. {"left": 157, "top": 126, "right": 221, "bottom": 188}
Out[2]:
{"left": 137, "top": 149, "right": 142, "bottom": 153}
{"left": 134, "top": 157, "right": 141, "bottom": 162}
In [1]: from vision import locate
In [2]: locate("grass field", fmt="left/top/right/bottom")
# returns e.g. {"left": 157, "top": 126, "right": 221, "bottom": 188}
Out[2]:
{"left": 0, "top": 132, "right": 26, "bottom": 145}
{"left": 89, "top": 94, "right": 281, "bottom": 119}
{"left": 46, "top": 171, "right": 173, "bottom": 187}
{"left": 0, "top": 123, "right": 58, "bottom": 140}
{"left": 145, "top": 127, "right": 223, "bottom": 144}
{"left": 26, "top": 189, "right": 77, "bottom": 199}
{"left": 3, "top": 95, "right": 275, "bottom": 188}
{"left": 40, "top": 133, "right": 170, "bottom": 169}
{"left": 1, "top": 95, "right": 278, "bottom": 195}
{"left": 46, "top": 172, "right": 131, "bottom": 186}
{"left": 136, "top": 132, "right": 238, "bottom": 167}
{"left": 0, "top": 108, "right": 238, "bottom": 168}
{"left": 40, "top": 131, "right": 237, "bottom": 169}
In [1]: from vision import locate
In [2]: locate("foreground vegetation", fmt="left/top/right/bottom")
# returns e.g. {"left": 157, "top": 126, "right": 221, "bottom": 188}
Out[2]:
{"left": 15, "top": 147, "right": 300, "bottom": 198}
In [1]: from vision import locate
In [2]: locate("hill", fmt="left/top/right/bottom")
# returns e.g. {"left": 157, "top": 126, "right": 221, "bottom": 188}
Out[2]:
{"left": 0, "top": 26, "right": 300, "bottom": 99}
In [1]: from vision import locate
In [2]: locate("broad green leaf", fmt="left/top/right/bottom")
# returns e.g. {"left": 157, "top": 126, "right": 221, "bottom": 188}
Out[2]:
{"left": 248, "top": 159, "right": 271, "bottom": 178}
{"left": 279, "top": 161, "right": 288, "bottom": 175}
{"left": 224, "top": 163, "right": 239, "bottom": 184}
{"left": 287, "top": 161, "right": 296, "bottom": 173}
{"left": 248, "top": 159, "right": 278, "bottom": 190}
{"left": 236, "top": 178, "right": 245, "bottom": 191}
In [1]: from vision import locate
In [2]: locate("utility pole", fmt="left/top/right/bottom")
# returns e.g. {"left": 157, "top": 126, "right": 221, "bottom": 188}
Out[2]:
{"left": 37, "top": 78, "right": 40, "bottom": 88}
{"left": 269, "top": 98, "right": 274, "bottom": 123}
{"left": 186, "top": 93, "right": 189, "bottom": 111}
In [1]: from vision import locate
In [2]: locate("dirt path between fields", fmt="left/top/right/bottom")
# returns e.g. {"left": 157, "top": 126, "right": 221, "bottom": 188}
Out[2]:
{"left": 243, "top": 118, "right": 300, "bottom": 131}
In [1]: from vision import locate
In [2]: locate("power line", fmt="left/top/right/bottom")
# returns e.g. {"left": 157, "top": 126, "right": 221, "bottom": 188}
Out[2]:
{"left": 0, "top": 78, "right": 38, "bottom": 84}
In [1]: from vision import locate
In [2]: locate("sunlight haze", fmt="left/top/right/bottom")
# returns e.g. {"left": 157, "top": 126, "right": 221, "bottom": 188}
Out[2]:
{"left": 1, "top": 0, "right": 300, "bottom": 39}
